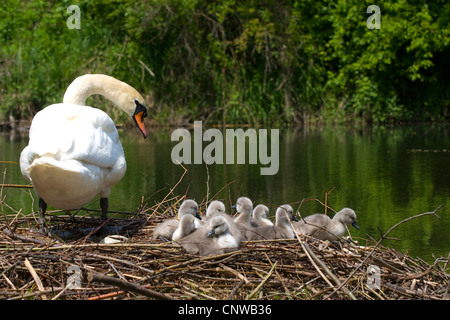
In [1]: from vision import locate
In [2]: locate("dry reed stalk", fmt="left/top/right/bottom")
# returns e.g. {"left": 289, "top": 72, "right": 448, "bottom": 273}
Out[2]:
{"left": 0, "top": 184, "right": 33, "bottom": 188}
{"left": 84, "top": 271, "right": 173, "bottom": 300}
{"left": 23, "top": 258, "right": 47, "bottom": 300}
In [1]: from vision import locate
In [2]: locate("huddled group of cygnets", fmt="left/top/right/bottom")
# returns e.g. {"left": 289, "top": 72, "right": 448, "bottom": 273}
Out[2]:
{"left": 153, "top": 197, "right": 360, "bottom": 256}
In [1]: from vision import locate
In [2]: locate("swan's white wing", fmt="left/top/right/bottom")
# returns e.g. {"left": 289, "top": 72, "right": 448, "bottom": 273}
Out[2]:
{"left": 20, "top": 103, "right": 126, "bottom": 209}
{"left": 26, "top": 104, "right": 121, "bottom": 166}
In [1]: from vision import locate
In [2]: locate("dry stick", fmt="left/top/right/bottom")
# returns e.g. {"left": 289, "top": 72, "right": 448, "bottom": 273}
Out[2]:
{"left": 3, "top": 228, "right": 48, "bottom": 246}
{"left": 291, "top": 220, "right": 357, "bottom": 300}
{"left": 303, "top": 242, "right": 357, "bottom": 300}
{"left": 181, "top": 278, "right": 217, "bottom": 300}
{"left": 84, "top": 271, "right": 172, "bottom": 300}
{"left": 323, "top": 204, "right": 444, "bottom": 300}
{"left": 218, "top": 263, "right": 249, "bottom": 284}
{"left": 24, "top": 258, "right": 48, "bottom": 300}
{"left": 293, "top": 196, "right": 337, "bottom": 216}
{"left": 264, "top": 252, "right": 293, "bottom": 299}
{"left": 51, "top": 285, "right": 72, "bottom": 300}
{"left": 440, "top": 252, "right": 450, "bottom": 274}
{"left": 402, "top": 265, "right": 435, "bottom": 281}
{"left": 8, "top": 287, "right": 66, "bottom": 300}
{"left": 291, "top": 225, "right": 334, "bottom": 288}
{"left": 107, "top": 261, "right": 126, "bottom": 280}
{"left": 82, "top": 252, "right": 155, "bottom": 275}
{"left": 88, "top": 290, "right": 127, "bottom": 300}
{"left": 3, "top": 272, "right": 17, "bottom": 290}
{"left": 145, "top": 162, "right": 188, "bottom": 220}
{"left": 205, "top": 163, "right": 210, "bottom": 204}
{"left": 208, "top": 179, "right": 237, "bottom": 205}
{"left": 154, "top": 250, "right": 239, "bottom": 275}
{"left": 324, "top": 187, "right": 336, "bottom": 215}
{"left": 383, "top": 282, "right": 441, "bottom": 300}
{"left": 0, "top": 184, "right": 33, "bottom": 188}
{"left": 227, "top": 278, "right": 246, "bottom": 300}
{"left": 137, "top": 59, "right": 155, "bottom": 77}
{"left": 0, "top": 170, "right": 28, "bottom": 228}
{"left": 19, "top": 242, "right": 179, "bottom": 253}
{"left": 245, "top": 261, "right": 278, "bottom": 300}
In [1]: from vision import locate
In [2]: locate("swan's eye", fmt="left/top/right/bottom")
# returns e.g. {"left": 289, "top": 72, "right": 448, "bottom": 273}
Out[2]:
{"left": 134, "top": 100, "right": 147, "bottom": 118}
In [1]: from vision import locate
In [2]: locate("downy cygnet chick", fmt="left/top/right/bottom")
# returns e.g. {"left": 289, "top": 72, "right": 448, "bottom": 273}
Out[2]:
{"left": 205, "top": 200, "right": 227, "bottom": 219}
{"left": 205, "top": 200, "right": 243, "bottom": 243}
{"left": 153, "top": 199, "right": 201, "bottom": 240}
{"left": 231, "top": 197, "right": 258, "bottom": 240}
{"left": 233, "top": 196, "right": 254, "bottom": 226}
{"left": 178, "top": 216, "right": 240, "bottom": 256}
{"left": 246, "top": 204, "right": 298, "bottom": 240}
{"left": 293, "top": 207, "right": 359, "bottom": 241}
{"left": 207, "top": 216, "right": 240, "bottom": 252}
{"left": 172, "top": 214, "right": 197, "bottom": 241}
{"left": 252, "top": 204, "right": 273, "bottom": 227}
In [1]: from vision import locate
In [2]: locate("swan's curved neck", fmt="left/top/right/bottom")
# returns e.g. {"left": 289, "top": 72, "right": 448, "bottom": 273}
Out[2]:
{"left": 62, "top": 74, "right": 141, "bottom": 116}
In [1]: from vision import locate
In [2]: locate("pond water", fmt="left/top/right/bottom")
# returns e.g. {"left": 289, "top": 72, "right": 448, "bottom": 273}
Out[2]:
{"left": 1, "top": 124, "right": 449, "bottom": 263}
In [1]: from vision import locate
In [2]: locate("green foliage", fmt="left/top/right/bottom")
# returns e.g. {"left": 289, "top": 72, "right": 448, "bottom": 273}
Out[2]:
{"left": 0, "top": 0, "right": 449, "bottom": 125}
{"left": 324, "top": 0, "right": 450, "bottom": 122}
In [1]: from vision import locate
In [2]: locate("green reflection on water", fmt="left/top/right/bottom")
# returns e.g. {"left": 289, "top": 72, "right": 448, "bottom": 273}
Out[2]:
{"left": 1, "top": 124, "right": 449, "bottom": 263}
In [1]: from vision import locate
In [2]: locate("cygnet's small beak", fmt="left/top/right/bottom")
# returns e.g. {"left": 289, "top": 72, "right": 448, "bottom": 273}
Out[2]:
{"left": 352, "top": 221, "right": 360, "bottom": 230}
{"left": 207, "top": 229, "right": 215, "bottom": 237}
{"left": 196, "top": 212, "right": 202, "bottom": 220}
{"left": 291, "top": 215, "right": 299, "bottom": 222}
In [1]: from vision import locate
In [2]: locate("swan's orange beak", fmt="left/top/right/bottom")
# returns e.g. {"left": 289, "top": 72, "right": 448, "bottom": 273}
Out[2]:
{"left": 133, "top": 111, "right": 147, "bottom": 138}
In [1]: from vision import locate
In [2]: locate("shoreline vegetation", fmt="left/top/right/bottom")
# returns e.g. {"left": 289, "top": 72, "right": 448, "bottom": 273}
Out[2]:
{"left": 1, "top": 1, "right": 449, "bottom": 129}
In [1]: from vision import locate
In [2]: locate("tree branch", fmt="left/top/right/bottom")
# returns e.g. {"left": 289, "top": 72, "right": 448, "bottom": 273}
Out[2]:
{"left": 84, "top": 271, "right": 173, "bottom": 300}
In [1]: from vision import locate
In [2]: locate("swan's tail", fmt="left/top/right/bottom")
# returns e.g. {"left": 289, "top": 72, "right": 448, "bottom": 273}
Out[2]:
{"left": 27, "top": 156, "right": 104, "bottom": 210}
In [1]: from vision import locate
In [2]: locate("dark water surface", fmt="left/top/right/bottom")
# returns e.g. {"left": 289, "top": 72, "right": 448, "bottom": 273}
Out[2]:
{"left": 1, "top": 124, "right": 449, "bottom": 263}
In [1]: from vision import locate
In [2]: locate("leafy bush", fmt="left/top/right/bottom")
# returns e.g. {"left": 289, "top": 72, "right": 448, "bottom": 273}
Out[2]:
{"left": 0, "top": 0, "right": 448, "bottom": 126}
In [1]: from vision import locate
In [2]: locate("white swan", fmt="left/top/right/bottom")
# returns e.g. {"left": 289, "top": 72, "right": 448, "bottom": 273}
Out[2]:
{"left": 20, "top": 74, "right": 148, "bottom": 230}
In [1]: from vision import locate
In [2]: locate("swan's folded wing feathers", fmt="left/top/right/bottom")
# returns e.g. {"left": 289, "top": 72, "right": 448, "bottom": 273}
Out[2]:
{"left": 19, "top": 146, "right": 36, "bottom": 182}
{"left": 27, "top": 104, "right": 123, "bottom": 169}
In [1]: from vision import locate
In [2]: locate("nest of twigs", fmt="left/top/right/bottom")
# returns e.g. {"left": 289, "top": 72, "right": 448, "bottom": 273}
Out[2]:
{"left": 0, "top": 200, "right": 449, "bottom": 300}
